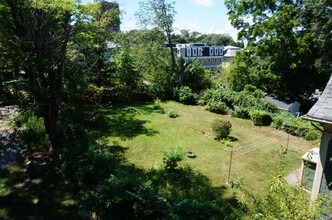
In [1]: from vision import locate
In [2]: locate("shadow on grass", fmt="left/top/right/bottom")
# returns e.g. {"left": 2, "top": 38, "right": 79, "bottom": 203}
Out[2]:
{"left": 87, "top": 103, "right": 159, "bottom": 141}
{"left": 0, "top": 150, "right": 80, "bottom": 220}
{"left": 0, "top": 103, "right": 244, "bottom": 219}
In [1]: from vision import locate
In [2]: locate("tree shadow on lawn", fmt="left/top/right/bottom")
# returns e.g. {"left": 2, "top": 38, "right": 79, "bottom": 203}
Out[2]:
{"left": 88, "top": 104, "right": 159, "bottom": 141}
{"left": 0, "top": 151, "right": 80, "bottom": 220}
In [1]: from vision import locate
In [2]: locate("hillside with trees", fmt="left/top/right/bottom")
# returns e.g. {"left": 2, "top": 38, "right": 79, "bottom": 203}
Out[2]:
{"left": 0, "top": 0, "right": 331, "bottom": 219}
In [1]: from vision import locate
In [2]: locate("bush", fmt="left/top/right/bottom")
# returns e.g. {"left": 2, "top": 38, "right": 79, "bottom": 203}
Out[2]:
{"left": 231, "top": 106, "right": 250, "bottom": 119}
{"left": 197, "top": 89, "right": 214, "bottom": 106}
{"left": 14, "top": 112, "right": 48, "bottom": 147}
{"left": 271, "top": 112, "right": 321, "bottom": 142}
{"left": 165, "top": 108, "right": 178, "bottom": 118}
{"left": 212, "top": 119, "right": 232, "bottom": 140}
{"left": 249, "top": 110, "right": 272, "bottom": 126}
{"left": 207, "top": 101, "right": 230, "bottom": 114}
{"left": 163, "top": 147, "right": 185, "bottom": 171}
{"left": 154, "top": 99, "right": 166, "bottom": 113}
{"left": 176, "top": 86, "right": 196, "bottom": 105}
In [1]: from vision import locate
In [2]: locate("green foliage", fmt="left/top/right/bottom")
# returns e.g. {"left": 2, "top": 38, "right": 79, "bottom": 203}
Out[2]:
{"left": 200, "top": 88, "right": 278, "bottom": 116}
{"left": 165, "top": 108, "right": 178, "bottom": 118}
{"left": 225, "top": 0, "right": 330, "bottom": 99}
{"left": 207, "top": 101, "right": 230, "bottom": 114}
{"left": 231, "top": 106, "right": 250, "bottom": 119}
{"left": 163, "top": 147, "right": 185, "bottom": 171}
{"left": 108, "top": 48, "right": 142, "bottom": 100}
{"left": 131, "top": 166, "right": 240, "bottom": 219}
{"left": 14, "top": 112, "right": 48, "bottom": 147}
{"left": 154, "top": 98, "right": 166, "bottom": 113}
{"left": 249, "top": 110, "right": 272, "bottom": 126}
{"left": 271, "top": 112, "right": 321, "bottom": 141}
{"left": 212, "top": 119, "right": 232, "bottom": 140}
{"left": 176, "top": 86, "right": 196, "bottom": 105}
{"left": 181, "top": 60, "right": 213, "bottom": 93}
{"left": 233, "top": 148, "right": 323, "bottom": 219}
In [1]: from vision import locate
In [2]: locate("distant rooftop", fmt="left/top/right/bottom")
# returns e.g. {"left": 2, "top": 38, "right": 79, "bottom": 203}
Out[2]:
{"left": 224, "top": 45, "right": 242, "bottom": 50}
{"left": 223, "top": 45, "right": 242, "bottom": 57}
{"left": 303, "top": 75, "right": 332, "bottom": 125}
{"left": 265, "top": 96, "right": 299, "bottom": 110}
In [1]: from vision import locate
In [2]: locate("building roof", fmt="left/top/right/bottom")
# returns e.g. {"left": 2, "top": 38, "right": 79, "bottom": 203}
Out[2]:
{"left": 224, "top": 45, "right": 241, "bottom": 50}
{"left": 264, "top": 96, "right": 299, "bottom": 110}
{"left": 223, "top": 45, "right": 242, "bottom": 57}
{"left": 223, "top": 49, "right": 238, "bottom": 57}
{"left": 302, "top": 75, "right": 332, "bottom": 125}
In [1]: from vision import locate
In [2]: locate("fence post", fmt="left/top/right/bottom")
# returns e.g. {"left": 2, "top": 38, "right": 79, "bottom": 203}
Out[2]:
{"left": 227, "top": 150, "right": 233, "bottom": 184}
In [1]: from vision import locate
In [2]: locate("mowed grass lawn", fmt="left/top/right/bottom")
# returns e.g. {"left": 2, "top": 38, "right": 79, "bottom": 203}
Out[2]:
{"left": 97, "top": 101, "right": 315, "bottom": 195}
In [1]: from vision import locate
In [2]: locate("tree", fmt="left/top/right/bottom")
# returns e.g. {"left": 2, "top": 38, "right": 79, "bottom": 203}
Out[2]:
{"left": 200, "top": 33, "right": 237, "bottom": 46}
{"left": 225, "top": 0, "right": 330, "bottom": 99}
{"left": 233, "top": 148, "right": 325, "bottom": 219}
{"left": 137, "top": 0, "right": 177, "bottom": 74}
{"left": 0, "top": 0, "right": 76, "bottom": 148}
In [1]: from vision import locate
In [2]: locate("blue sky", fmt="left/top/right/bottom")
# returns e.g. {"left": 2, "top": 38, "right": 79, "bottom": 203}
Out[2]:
{"left": 83, "top": 0, "right": 238, "bottom": 41}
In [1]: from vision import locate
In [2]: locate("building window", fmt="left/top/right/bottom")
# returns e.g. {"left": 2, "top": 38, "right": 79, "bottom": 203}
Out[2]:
{"left": 186, "top": 48, "right": 191, "bottom": 57}
{"left": 193, "top": 48, "right": 197, "bottom": 56}
{"left": 215, "top": 48, "right": 218, "bottom": 56}
{"left": 198, "top": 48, "right": 202, "bottom": 56}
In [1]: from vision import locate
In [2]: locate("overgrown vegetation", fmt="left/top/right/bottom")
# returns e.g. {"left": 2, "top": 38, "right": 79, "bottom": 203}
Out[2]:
{"left": 212, "top": 119, "right": 232, "bottom": 140}
{"left": 0, "top": 0, "right": 330, "bottom": 218}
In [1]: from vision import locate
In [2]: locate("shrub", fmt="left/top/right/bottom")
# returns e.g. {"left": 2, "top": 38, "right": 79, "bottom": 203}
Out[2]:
{"left": 198, "top": 89, "right": 214, "bottom": 106}
{"left": 165, "top": 108, "right": 178, "bottom": 118}
{"left": 212, "top": 119, "right": 232, "bottom": 140}
{"left": 207, "top": 101, "right": 230, "bottom": 114}
{"left": 176, "top": 86, "right": 196, "bottom": 105}
{"left": 163, "top": 147, "right": 185, "bottom": 171}
{"left": 154, "top": 99, "right": 166, "bottom": 113}
{"left": 14, "top": 112, "right": 48, "bottom": 147}
{"left": 271, "top": 112, "right": 321, "bottom": 142}
{"left": 305, "top": 130, "right": 321, "bottom": 141}
{"left": 231, "top": 106, "right": 250, "bottom": 119}
{"left": 249, "top": 110, "right": 272, "bottom": 126}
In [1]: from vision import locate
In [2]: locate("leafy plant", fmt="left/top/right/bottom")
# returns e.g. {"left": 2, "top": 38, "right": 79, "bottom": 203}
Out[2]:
{"left": 154, "top": 98, "right": 166, "bottom": 113}
{"left": 231, "top": 106, "right": 250, "bottom": 119}
{"left": 212, "top": 119, "right": 232, "bottom": 140}
{"left": 232, "top": 148, "right": 324, "bottom": 219}
{"left": 163, "top": 147, "right": 185, "bottom": 171}
{"left": 207, "top": 101, "right": 230, "bottom": 114}
{"left": 14, "top": 112, "right": 48, "bottom": 147}
{"left": 176, "top": 86, "right": 196, "bottom": 105}
{"left": 165, "top": 108, "right": 178, "bottom": 118}
{"left": 249, "top": 110, "right": 272, "bottom": 126}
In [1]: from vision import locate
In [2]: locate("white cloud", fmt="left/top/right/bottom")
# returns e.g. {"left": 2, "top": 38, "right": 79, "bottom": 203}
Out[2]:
{"left": 191, "top": 0, "right": 214, "bottom": 6}
{"left": 173, "top": 20, "right": 202, "bottom": 33}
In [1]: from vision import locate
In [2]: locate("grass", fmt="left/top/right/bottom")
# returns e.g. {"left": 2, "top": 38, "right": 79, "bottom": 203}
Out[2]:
{"left": 97, "top": 101, "right": 314, "bottom": 196}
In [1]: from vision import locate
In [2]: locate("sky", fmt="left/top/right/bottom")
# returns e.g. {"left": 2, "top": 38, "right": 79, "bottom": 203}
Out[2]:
{"left": 83, "top": 0, "right": 239, "bottom": 41}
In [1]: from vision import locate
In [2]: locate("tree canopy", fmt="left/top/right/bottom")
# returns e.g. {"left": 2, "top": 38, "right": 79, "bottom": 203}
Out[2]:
{"left": 225, "top": 0, "right": 331, "bottom": 99}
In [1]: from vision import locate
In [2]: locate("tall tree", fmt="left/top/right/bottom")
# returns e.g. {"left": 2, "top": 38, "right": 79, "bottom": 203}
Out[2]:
{"left": 136, "top": 0, "right": 177, "bottom": 75}
{"left": 225, "top": 0, "right": 330, "bottom": 99}
{"left": 0, "top": 0, "right": 76, "bottom": 148}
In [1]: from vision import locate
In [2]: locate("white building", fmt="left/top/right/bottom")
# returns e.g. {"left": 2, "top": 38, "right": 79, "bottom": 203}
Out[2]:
{"left": 223, "top": 45, "right": 242, "bottom": 64}
{"left": 175, "top": 43, "right": 224, "bottom": 71}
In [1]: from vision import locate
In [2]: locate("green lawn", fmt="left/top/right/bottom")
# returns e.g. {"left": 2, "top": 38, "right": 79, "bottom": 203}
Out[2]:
{"left": 97, "top": 101, "right": 314, "bottom": 195}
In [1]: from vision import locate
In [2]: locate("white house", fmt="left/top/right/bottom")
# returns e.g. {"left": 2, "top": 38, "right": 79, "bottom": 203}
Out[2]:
{"left": 175, "top": 43, "right": 224, "bottom": 71}
{"left": 223, "top": 45, "right": 242, "bottom": 63}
